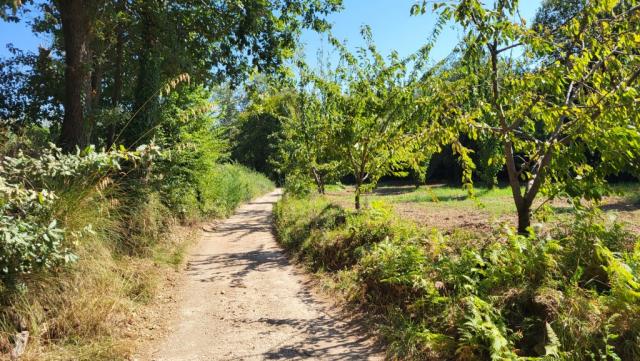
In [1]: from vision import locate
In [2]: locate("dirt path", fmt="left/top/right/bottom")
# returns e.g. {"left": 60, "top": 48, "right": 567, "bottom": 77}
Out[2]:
{"left": 140, "top": 189, "right": 382, "bottom": 361}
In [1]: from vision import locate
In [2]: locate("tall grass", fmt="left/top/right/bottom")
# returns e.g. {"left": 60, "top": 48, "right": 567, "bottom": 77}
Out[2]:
{"left": 0, "top": 163, "right": 273, "bottom": 359}
{"left": 198, "top": 164, "right": 275, "bottom": 217}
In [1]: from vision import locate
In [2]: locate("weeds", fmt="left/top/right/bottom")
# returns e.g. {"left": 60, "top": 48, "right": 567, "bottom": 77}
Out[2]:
{"left": 0, "top": 142, "right": 274, "bottom": 359}
{"left": 274, "top": 195, "right": 640, "bottom": 360}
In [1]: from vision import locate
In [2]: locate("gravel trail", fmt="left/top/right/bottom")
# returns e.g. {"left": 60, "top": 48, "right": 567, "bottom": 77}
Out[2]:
{"left": 144, "top": 189, "right": 382, "bottom": 361}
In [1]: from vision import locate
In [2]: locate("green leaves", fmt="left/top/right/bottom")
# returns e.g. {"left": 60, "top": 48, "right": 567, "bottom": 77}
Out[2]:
{"left": 458, "top": 296, "right": 518, "bottom": 361}
{"left": 0, "top": 143, "right": 155, "bottom": 283}
{"left": 422, "top": 0, "right": 640, "bottom": 232}
{"left": 309, "top": 30, "right": 446, "bottom": 207}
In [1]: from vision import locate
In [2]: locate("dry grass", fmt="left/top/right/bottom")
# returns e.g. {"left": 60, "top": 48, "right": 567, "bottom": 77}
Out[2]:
{"left": 0, "top": 179, "right": 200, "bottom": 361}
{"left": 0, "top": 223, "right": 199, "bottom": 361}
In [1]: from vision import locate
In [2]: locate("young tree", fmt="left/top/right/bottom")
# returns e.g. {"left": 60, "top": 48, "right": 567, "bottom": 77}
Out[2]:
{"left": 275, "top": 63, "right": 344, "bottom": 194}
{"left": 416, "top": 0, "right": 640, "bottom": 233}
{"left": 316, "top": 27, "right": 431, "bottom": 209}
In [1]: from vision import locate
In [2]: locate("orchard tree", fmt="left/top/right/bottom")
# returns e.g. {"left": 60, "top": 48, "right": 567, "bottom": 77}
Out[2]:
{"left": 414, "top": 0, "right": 640, "bottom": 233}
{"left": 317, "top": 27, "right": 433, "bottom": 209}
{"left": 276, "top": 63, "right": 344, "bottom": 194}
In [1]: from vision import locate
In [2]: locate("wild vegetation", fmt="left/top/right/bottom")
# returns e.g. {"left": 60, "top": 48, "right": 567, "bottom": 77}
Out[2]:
{"left": 275, "top": 192, "right": 640, "bottom": 360}
{"left": 264, "top": 0, "right": 640, "bottom": 360}
{"left": 0, "top": 132, "right": 274, "bottom": 359}
{"left": 0, "top": 0, "right": 333, "bottom": 358}
{"left": 1, "top": 0, "right": 639, "bottom": 360}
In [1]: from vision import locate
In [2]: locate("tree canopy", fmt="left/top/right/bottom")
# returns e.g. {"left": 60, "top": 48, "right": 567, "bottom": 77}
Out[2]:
{"left": 0, "top": 0, "right": 342, "bottom": 150}
{"left": 409, "top": 0, "right": 640, "bottom": 232}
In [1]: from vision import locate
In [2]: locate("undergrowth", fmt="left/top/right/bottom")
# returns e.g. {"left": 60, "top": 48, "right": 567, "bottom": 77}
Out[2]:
{"left": 0, "top": 141, "right": 273, "bottom": 360}
{"left": 274, "top": 194, "right": 640, "bottom": 361}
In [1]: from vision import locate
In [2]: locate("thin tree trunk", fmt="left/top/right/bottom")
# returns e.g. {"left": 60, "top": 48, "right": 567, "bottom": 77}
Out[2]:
{"left": 83, "top": 51, "right": 102, "bottom": 146}
{"left": 90, "top": 60, "right": 103, "bottom": 110}
{"left": 354, "top": 177, "right": 362, "bottom": 210}
{"left": 504, "top": 143, "right": 529, "bottom": 234}
{"left": 108, "top": 0, "right": 125, "bottom": 147}
{"left": 517, "top": 202, "right": 531, "bottom": 234}
{"left": 57, "top": 0, "right": 90, "bottom": 151}
{"left": 312, "top": 168, "right": 325, "bottom": 195}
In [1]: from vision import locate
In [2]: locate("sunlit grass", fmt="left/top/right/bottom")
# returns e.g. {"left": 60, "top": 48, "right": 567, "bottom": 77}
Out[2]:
{"left": 611, "top": 182, "right": 640, "bottom": 204}
{"left": 325, "top": 181, "right": 640, "bottom": 225}
{"left": 326, "top": 183, "right": 517, "bottom": 216}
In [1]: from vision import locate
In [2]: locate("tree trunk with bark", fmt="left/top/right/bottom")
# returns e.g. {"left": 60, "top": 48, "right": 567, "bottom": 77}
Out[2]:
{"left": 354, "top": 175, "right": 363, "bottom": 210}
{"left": 57, "top": 0, "right": 91, "bottom": 151}
{"left": 108, "top": 0, "right": 125, "bottom": 147}
{"left": 516, "top": 202, "right": 531, "bottom": 234}
{"left": 311, "top": 168, "right": 325, "bottom": 194}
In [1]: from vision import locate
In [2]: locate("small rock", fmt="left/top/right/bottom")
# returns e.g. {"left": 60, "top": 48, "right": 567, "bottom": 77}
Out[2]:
{"left": 10, "top": 331, "right": 29, "bottom": 360}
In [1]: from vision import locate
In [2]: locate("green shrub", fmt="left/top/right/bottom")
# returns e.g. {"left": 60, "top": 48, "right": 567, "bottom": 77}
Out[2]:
{"left": 283, "top": 171, "right": 314, "bottom": 197}
{"left": 0, "top": 144, "right": 158, "bottom": 286}
{"left": 160, "top": 156, "right": 274, "bottom": 221}
{"left": 274, "top": 194, "right": 336, "bottom": 251}
{"left": 275, "top": 196, "right": 402, "bottom": 271}
{"left": 274, "top": 195, "right": 640, "bottom": 360}
{"left": 198, "top": 163, "right": 274, "bottom": 217}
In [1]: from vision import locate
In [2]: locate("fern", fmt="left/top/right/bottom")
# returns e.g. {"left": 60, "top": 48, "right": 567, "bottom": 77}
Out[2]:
{"left": 544, "top": 323, "right": 561, "bottom": 358}
{"left": 457, "top": 296, "right": 519, "bottom": 361}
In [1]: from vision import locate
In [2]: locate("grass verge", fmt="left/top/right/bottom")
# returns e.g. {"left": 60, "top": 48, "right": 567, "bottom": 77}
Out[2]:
{"left": 0, "top": 164, "right": 273, "bottom": 360}
{"left": 274, "top": 193, "right": 640, "bottom": 360}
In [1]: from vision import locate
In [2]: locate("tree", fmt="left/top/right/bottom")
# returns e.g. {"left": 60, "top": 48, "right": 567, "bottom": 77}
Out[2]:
{"left": 1, "top": 0, "right": 344, "bottom": 150}
{"left": 0, "top": 0, "right": 21, "bottom": 20}
{"left": 0, "top": 46, "right": 64, "bottom": 128}
{"left": 55, "top": 0, "right": 98, "bottom": 151}
{"left": 274, "top": 62, "right": 344, "bottom": 194}
{"left": 316, "top": 27, "right": 431, "bottom": 209}
{"left": 416, "top": 0, "right": 640, "bottom": 233}
{"left": 229, "top": 75, "right": 285, "bottom": 180}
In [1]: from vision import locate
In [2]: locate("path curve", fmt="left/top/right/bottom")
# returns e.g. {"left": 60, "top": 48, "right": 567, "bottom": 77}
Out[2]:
{"left": 144, "top": 189, "right": 382, "bottom": 361}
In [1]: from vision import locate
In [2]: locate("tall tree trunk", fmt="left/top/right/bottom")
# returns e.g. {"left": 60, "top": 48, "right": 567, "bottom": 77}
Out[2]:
{"left": 130, "top": 0, "right": 161, "bottom": 147}
{"left": 108, "top": 0, "right": 125, "bottom": 147}
{"left": 57, "top": 0, "right": 90, "bottom": 151}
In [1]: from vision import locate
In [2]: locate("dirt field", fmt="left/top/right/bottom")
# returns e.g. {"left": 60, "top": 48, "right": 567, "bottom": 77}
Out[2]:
{"left": 324, "top": 183, "right": 640, "bottom": 234}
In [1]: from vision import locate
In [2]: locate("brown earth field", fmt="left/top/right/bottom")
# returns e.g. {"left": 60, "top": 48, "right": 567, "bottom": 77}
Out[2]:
{"left": 323, "top": 182, "right": 640, "bottom": 235}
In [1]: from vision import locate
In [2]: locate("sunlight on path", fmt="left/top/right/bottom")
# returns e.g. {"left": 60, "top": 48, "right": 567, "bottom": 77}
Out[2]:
{"left": 142, "top": 190, "right": 382, "bottom": 361}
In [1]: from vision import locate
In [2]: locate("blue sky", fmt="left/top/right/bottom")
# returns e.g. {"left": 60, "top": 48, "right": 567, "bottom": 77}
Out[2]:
{"left": 0, "top": 6, "right": 49, "bottom": 57}
{"left": 300, "top": 0, "right": 543, "bottom": 68}
{"left": 1, "top": 1, "right": 543, "bottom": 69}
